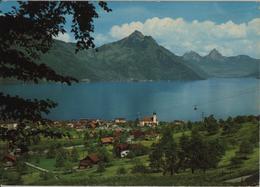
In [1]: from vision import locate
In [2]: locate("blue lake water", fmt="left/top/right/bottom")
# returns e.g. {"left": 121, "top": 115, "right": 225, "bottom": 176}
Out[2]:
{"left": 1, "top": 78, "right": 259, "bottom": 121}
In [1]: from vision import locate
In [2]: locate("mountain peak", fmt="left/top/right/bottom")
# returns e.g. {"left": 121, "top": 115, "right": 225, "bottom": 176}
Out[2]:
{"left": 129, "top": 30, "right": 145, "bottom": 39}
{"left": 207, "top": 49, "right": 223, "bottom": 59}
{"left": 183, "top": 50, "right": 202, "bottom": 62}
{"left": 119, "top": 30, "right": 157, "bottom": 48}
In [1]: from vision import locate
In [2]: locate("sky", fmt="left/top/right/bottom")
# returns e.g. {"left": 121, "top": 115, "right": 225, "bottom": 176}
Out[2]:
{"left": 1, "top": 1, "right": 260, "bottom": 58}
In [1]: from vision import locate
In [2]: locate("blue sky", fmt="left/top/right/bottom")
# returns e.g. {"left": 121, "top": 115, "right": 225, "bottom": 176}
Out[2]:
{"left": 1, "top": 1, "right": 260, "bottom": 58}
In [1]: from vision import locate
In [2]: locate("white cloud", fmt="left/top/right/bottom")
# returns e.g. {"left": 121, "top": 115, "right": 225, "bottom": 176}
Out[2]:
{"left": 95, "top": 17, "right": 260, "bottom": 58}
{"left": 54, "top": 32, "right": 72, "bottom": 43}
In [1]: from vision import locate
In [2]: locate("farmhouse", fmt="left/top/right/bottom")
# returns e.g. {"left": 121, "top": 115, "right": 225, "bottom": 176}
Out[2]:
{"left": 101, "top": 137, "right": 114, "bottom": 145}
{"left": 79, "top": 153, "right": 100, "bottom": 169}
{"left": 139, "top": 112, "right": 158, "bottom": 127}
{"left": 3, "top": 154, "right": 17, "bottom": 167}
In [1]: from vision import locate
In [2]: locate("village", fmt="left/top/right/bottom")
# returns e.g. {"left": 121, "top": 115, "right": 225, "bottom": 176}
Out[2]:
{"left": 1, "top": 112, "right": 171, "bottom": 170}
{"left": 0, "top": 114, "right": 259, "bottom": 186}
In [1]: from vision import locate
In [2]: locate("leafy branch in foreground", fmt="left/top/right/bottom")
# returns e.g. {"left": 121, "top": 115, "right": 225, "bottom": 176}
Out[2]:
{"left": 0, "top": 1, "right": 111, "bottom": 151}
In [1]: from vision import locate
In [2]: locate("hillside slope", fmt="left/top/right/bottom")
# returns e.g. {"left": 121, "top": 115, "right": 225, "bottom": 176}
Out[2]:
{"left": 39, "top": 31, "right": 204, "bottom": 81}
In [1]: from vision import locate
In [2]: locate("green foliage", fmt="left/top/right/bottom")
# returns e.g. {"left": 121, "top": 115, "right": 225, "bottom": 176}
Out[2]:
{"left": 126, "top": 151, "right": 136, "bottom": 159}
{"left": 177, "top": 133, "right": 190, "bottom": 171}
{"left": 16, "top": 158, "right": 28, "bottom": 174}
{"left": 149, "top": 143, "right": 163, "bottom": 172}
{"left": 116, "top": 167, "right": 127, "bottom": 175}
{"left": 39, "top": 172, "right": 54, "bottom": 180}
{"left": 149, "top": 127, "right": 178, "bottom": 175}
{"left": 96, "top": 162, "right": 106, "bottom": 173}
{"left": 131, "top": 163, "right": 149, "bottom": 174}
{"left": 97, "top": 147, "right": 112, "bottom": 163}
{"left": 230, "top": 156, "right": 243, "bottom": 166}
{"left": 46, "top": 144, "right": 57, "bottom": 158}
{"left": 0, "top": 1, "right": 111, "bottom": 152}
{"left": 55, "top": 149, "right": 67, "bottom": 168}
{"left": 184, "top": 129, "right": 225, "bottom": 173}
{"left": 70, "top": 147, "right": 79, "bottom": 162}
{"left": 238, "top": 140, "right": 254, "bottom": 155}
{"left": 131, "top": 144, "right": 149, "bottom": 156}
{"left": 204, "top": 115, "right": 219, "bottom": 135}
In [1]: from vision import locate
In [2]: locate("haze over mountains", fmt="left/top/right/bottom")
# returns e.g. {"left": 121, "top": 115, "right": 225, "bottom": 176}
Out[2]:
{"left": 34, "top": 31, "right": 260, "bottom": 82}
{"left": 183, "top": 49, "right": 260, "bottom": 78}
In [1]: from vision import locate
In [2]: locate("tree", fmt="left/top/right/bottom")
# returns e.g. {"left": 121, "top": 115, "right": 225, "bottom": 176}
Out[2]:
{"left": 96, "top": 162, "right": 106, "bottom": 173}
{"left": 0, "top": 1, "right": 111, "bottom": 152}
{"left": 149, "top": 128, "right": 178, "bottom": 175}
{"left": 97, "top": 147, "right": 111, "bottom": 163}
{"left": 131, "top": 159, "right": 149, "bottom": 174}
{"left": 177, "top": 133, "right": 190, "bottom": 171}
{"left": 204, "top": 115, "right": 219, "bottom": 135}
{"left": 188, "top": 130, "right": 225, "bottom": 173}
{"left": 188, "top": 129, "right": 207, "bottom": 173}
{"left": 149, "top": 143, "right": 163, "bottom": 172}
{"left": 238, "top": 140, "right": 254, "bottom": 155}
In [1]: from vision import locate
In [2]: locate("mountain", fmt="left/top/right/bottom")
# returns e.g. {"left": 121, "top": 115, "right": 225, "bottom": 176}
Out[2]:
{"left": 182, "top": 49, "right": 260, "bottom": 78}
{"left": 39, "top": 31, "right": 204, "bottom": 81}
{"left": 183, "top": 51, "right": 203, "bottom": 62}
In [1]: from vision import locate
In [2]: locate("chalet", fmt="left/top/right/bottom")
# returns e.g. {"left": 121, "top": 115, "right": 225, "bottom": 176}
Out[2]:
{"left": 101, "top": 137, "right": 114, "bottom": 145}
{"left": 3, "top": 154, "right": 17, "bottom": 167}
{"left": 79, "top": 153, "right": 100, "bottom": 169}
{"left": 114, "top": 118, "right": 126, "bottom": 124}
{"left": 139, "top": 112, "right": 158, "bottom": 127}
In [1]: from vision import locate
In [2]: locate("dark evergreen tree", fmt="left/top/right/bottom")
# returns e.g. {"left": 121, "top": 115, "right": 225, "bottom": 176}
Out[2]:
{"left": 204, "top": 115, "right": 219, "bottom": 135}
{"left": 177, "top": 133, "right": 190, "bottom": 171}
{"left": 149, "top": 143, "right": 163, "bottom": 172}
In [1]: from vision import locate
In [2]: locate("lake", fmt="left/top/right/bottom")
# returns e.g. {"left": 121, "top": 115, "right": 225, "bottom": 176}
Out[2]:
{"left": 1, "top": 78, "right": 259, "bottom": 121}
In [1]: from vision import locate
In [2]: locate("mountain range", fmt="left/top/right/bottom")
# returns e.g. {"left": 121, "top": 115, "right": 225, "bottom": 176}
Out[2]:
{"left": 3, "top": 30, "right": 259, "bottom": 83}
{"left": 39, "top": 30, "right": 203, "bottom": 82}
{"left": 183, "top": 49, "right": 260, "bottom": 78}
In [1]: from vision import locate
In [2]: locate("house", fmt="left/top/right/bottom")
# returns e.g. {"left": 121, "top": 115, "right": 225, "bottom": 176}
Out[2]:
{"left": 131, "top": 130, "right": 145, "bottom": 139}
{"left": 79, "top": 153, "right": 100, "bottom": 169}
{"left": 120, "top": 150, "right": 130, "bottom": 158}
{"left": 114, "top": 118, "right": 126, "bottom": 124}
{"left": 67, "top": 122, "right": 75, "bottom": 128}
{"left": 115, "top": 143, "right": 129, "bottom": 157}
{"left": 101, "top": 137, "right": 114, "bottom": 145}
{"left": 139, "top": 112, "right": 159, "bottom": 127}
{"left": 86, "top": 119, "right": 100, "bottom": 129}
{"left": 3, "top": 154, "right": 17, "bottom": 167}
{"left": 173, "top": 120, "right": 185, "bottom": 125}
{"left": 0, "top": 122, "right": 18, "bottom": 130}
